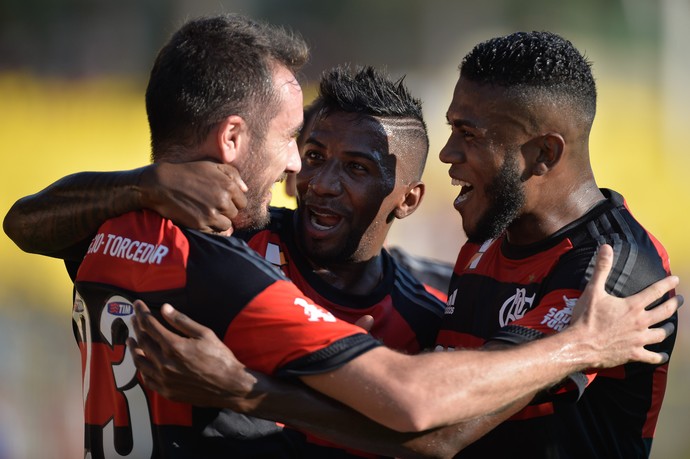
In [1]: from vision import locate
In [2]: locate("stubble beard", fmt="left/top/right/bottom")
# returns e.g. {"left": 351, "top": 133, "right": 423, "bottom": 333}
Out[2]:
{"left": 466, "top": 153, "right": 526, "bottom": 244}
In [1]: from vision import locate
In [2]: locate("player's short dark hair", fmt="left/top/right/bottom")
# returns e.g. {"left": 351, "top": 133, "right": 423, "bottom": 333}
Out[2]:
{"left": 310, "top": 65, "right": 429, "bottom": 181}
{"left": 460, "top": 31, "right": 597, "bottom": 128}
{"left": 146, "top": 13, "right": 308, "bottom": 161}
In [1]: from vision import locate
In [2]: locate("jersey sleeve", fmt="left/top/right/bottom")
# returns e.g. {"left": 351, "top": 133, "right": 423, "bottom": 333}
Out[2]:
{"left": 223, "top": 279, "right": 381, "bottom": 377}
{"left": 492, "top": 237, "right": 675, "bottom": 400}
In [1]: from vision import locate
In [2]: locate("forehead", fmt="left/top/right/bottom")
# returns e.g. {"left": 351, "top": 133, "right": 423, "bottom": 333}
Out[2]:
{"left": 271, "top": 65, "right": 304, "bottom": 130}
{"left": 447, "top": 78, "right": 501, "bottom": 120}
{"left": 309, "top": 111, "right": 390, "bottom": 155}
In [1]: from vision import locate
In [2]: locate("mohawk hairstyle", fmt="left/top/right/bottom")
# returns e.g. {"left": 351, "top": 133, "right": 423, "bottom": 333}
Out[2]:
{"left": 309, "top": 65, "right": 429, "bottom": 180}
{"left": 461, "top": 31, "right": 597, "bottom": 124}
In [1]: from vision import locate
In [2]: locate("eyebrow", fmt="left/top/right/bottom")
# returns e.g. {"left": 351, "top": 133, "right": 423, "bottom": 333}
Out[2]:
{"left": 446, "top": 114, "right": 479, "bottom": 129}
{"left": 305, "top": 137, "right": 384, "bottom": 162}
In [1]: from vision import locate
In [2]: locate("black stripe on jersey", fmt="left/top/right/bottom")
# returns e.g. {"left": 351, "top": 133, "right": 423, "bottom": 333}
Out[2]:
{"left": 392, "top": 266, "right": 445, "bottom": 350}
{"left": 609, "top": 209, "right": 639, "bottom": 295}
{"left": 275, "top": 334, "right": 381, "bottom": 377}
{"left": 183, "top": 228, "right": 290, "bottom": 340}
{"left": 394, "top": 266, "right": 446, "bottom": 316}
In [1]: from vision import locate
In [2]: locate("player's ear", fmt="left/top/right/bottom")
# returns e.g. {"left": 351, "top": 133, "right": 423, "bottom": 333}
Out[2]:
{"left": 394, "top": 181, "right": 425, "bottom": 219}
{"left": 531, "top": 133, "right": 564, "bottom": 176}
{"left": 217, "top": 115, "right": 249, "bottom": 164}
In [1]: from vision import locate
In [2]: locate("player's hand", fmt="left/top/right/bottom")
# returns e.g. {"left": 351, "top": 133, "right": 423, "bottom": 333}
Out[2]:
{"left": 139, "top": 161, "right": 248, "bottom": 234}
{"left": 569, "top": 244, "right": 682, "bottom": 368}
{"left": 354, "top": 314, "right": 375, "bottom": 332}
{"left": 127, "top": 300, "right": 258, "bottom": 410}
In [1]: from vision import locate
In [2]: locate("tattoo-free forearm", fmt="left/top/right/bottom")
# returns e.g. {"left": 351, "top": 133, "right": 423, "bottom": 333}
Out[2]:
{"left": 3, "top": 168, "right": 148, "bottom": 259}
{"left": 236, "top": 369, "right": 528, "bottom": 459}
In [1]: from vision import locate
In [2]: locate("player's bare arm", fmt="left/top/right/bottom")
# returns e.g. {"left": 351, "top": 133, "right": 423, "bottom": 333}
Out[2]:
{"left": 128, "top": 300, "right": 528, "bottom": 459}
{"left": 3, "top": 160, "right": 247, "bottom": 259}
{"left": 128, "top": 244, "right": 681, "bottom": 435}
{"left": 301, "top": 245, "right": 679, "bottom": 431}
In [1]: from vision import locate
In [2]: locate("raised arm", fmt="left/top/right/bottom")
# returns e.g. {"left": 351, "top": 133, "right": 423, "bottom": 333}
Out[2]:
{"left": 302, "top": 245, "right": 680, "bottom": 431}
{"left": 3, "top": 161, "right": 247, "bottom": 260}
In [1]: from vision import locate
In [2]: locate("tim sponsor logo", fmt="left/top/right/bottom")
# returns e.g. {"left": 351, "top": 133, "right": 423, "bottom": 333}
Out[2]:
{"left": 107, "top": 301, "right": 134, "bottom": 316}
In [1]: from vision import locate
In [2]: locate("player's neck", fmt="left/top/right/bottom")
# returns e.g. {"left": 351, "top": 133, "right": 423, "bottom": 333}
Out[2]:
{"left": 310, "top": 255, "right": 385, "bottom": 295}
{"left": 505, "top": 181, "right": 604, "bottom": 246}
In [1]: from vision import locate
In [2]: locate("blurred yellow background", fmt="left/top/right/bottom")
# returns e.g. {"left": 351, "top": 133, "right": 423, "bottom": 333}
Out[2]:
{"left": 1, "top": 1, "right": 689, "bottom": 457}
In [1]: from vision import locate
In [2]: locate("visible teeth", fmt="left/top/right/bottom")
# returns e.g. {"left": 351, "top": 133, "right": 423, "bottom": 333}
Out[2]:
{"left": 451, "top": 178, "right": 471, "bottom": 187}
{"left": 310, "top": 214, "right": 335, "bottom": 230}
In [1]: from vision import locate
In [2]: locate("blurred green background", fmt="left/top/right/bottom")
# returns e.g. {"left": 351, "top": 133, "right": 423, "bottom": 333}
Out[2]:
{"left": 1, "top": 0, "right": 688, "bottom": 457}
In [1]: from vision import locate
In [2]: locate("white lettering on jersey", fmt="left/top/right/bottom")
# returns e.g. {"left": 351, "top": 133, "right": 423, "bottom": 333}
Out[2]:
{"left": 540, "top": 295, "right": 577, "bottom": 331}
{"left": 294, "top": 298, "right": 337, "bottom": 322}
{"left": 499, "top": 288, "right": 536, "bottom": 327}
{"left": 87, "top": 232, "right": 169, "bottom": 265}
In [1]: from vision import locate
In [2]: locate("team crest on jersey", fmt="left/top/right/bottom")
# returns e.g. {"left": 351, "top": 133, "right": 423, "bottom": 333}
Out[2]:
{"left": 499, "top": 287, "right": 536, "bottom": 327}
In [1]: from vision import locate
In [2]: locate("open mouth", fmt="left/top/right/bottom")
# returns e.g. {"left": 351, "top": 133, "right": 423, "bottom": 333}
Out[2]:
{"left": 451, "top": 178, "right": 474, "bottom": 204}
{"left": 309, "top": 208, "right": 343, "bottom": 231}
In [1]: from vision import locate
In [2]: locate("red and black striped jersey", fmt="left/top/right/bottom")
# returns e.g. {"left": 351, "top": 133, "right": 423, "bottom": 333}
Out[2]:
{"left": 69, "top": 209, "right": 380, "bottom": 459}
{"left": 438, "top": 189, "right": 676, "bottom": 459}
{"left": 238, "top": 207, "right": 445, "bottom": 458}
{"left": 245, "top": 208, "right": 445, "bottom": 354}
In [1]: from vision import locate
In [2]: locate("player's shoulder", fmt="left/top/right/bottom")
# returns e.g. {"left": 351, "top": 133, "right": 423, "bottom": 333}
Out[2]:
{"left": 386, "top": 248, "right": 447, "bottom": 316}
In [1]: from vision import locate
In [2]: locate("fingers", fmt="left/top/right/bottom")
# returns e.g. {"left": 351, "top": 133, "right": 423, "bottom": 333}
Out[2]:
{"left": 160, "top": 303, "right": 211, "bottom": 339}
{"left": 354, "top": 314, "right": 375, "bottom": 332}
{"left": 218, "top": 163, "right": 248, "bottom": 192}
{"left": 643, "top": 295, "right": 683, "bottom": 328}
{"left": 635, "top": 349, "right": 670, "bottom": 366}
{"left": 585, "top": 244, "right": 614, "bottom": 295}
{"left": 127, "top": 337, "right": 162, "bottom": 391}
{"left": 132, "top": 301, "right": 183, "bottom": 348}
{"left": 632, "top": 276, "right": 680, "bottom": 310}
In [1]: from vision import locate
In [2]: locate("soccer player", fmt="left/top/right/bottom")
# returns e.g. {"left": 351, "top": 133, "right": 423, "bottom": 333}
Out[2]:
{"left": 435, "top": 31, "right": 677, "bottom": 458}
{"left": 6, "top": 63, "right": 449, "bottom": 457}
{"left": 4, "top": 20, "right": 680, "bottom": 459}
{"left": 108, "top": 31, "right": 680, "bottom": 459}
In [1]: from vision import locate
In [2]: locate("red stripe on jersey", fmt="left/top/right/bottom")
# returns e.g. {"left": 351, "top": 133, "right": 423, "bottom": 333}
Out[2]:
{"left": 455, "top": 238, "right": 573, "bottom": 284}
{"left": 435, "top": 329, "right": 485, "bottom": 349}
{"left": 320, "top": 295, "right": 423, "bottom": 353}
{"left": 145, "top": 385, "right": 193, "bottom": 426}
{"left": 510, "top": 288, "right": 581, "bottom": 335}
{"left": 78, "top": 210, "right": 188, "bottom": 292}
{"left": 424, "top": 284, "right": 448, "bottom": 302}
{"left": 83, "top": 343, "right": 128, "bottom": 425}
{"left": 642, "top": 363, "right": 668, "bottom": 438}
{"left": 224, "top": 280, "right": 367, "bottom": 375}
